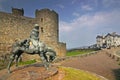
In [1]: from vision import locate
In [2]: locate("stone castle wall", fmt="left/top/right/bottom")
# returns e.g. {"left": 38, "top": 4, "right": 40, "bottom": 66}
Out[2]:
{"left": 0, "top": 8, "right": 66, "bottom": 59}
{"left": 0, "top": 11, "right": 36, "bottom": 55}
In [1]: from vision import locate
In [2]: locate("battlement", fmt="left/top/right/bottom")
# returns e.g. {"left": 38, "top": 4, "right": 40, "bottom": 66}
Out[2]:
{"left": 12, "top": 8, "right": 24, "bottom": 16}
{"left": 35, "top": 8, "right": 58, "bottom": 18}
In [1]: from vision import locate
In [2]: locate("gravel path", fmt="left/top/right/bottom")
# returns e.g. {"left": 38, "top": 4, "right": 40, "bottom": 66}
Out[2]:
{"left": 61, "top": 50, "right": 120, "bottom": 80}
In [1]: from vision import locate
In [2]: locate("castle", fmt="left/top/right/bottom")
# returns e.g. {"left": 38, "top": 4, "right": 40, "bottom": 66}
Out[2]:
{"left": 96, "top": 32, "right": 120, "bottom": 49}
{"left": 0, "top": 8, "right": 66, "bottom": 60}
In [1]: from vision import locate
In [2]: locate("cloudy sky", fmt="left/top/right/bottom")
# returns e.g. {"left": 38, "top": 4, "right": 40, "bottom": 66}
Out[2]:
{"left": 0, "top": 0, "right": 120, "bottom": 49}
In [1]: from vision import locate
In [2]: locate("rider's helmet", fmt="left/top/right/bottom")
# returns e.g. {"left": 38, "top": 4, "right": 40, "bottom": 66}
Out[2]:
{"left": 30, "top": 24, "right": 39, "bottom": 40}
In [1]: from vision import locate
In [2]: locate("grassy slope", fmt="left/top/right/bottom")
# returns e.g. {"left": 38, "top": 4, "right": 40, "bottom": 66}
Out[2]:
{"left": 67, "top": 49, "right": 96, "bottom": 56}
{"left": 47, "top": 66, "right": 101, "bottom": 80}
{"left": 61, "top": 67, "right": 101, "bottom": 80}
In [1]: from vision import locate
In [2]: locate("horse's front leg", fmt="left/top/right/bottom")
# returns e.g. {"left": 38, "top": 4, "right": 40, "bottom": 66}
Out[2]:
{"left": 39, "top": 52, "right": 49, "bottom": 70}
{"left": 7, "top": 54, "right": 16, "bottom": 73}
{"left": 15, "top": 53, "right": 22, "bottom": 68}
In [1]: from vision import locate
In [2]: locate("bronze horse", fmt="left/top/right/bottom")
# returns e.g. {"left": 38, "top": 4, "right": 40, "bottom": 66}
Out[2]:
{"left": 7, "top": 24, "right": 56, "bottom": 73}
{"left": 7, "top": 39, "right": 56, "bottom": 73}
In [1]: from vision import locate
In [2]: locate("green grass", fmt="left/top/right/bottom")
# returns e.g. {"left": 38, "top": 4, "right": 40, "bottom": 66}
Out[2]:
{"left": 47, "top": 66, "right": 101, "bottom": 80}
{"left": 0, "top": 60, "right": 9, "bottom": 70}
{"left": 67, "top": 49, "right": 96, "bottom": 56}
{"left": 18, "top": 59, "right": 36, "bottom": 65}
{"left": 0, "top": 59, "right": 37, "bottom": 70}
{"left": 60, "top": 67, "right": 101, "bottom": 80}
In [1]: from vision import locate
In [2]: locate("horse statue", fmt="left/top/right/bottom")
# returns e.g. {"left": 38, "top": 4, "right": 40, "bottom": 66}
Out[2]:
{"left": 7, "top": 24, "right": 56, "bottom": 73}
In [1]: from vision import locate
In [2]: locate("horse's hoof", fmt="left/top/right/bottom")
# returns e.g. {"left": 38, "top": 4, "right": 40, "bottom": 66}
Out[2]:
{"left": 8, "top": 71, "right": 11, "bottom": 74}
{"left": 16, "top": 66, "right": 19, "bottom": 68}
{"left": 46, "top": 68, "right": 49, "bottom": 70}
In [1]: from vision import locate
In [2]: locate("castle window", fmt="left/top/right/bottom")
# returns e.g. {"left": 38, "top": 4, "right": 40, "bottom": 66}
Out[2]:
{"left": 41, "top": 18, "right": 43, "bottom": 22}
{"left": 41, "top": 27, "right": 43, "bottom": 33}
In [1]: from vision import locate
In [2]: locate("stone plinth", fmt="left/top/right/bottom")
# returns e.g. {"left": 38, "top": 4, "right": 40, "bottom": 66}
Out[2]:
{"left": 0, "top": 63, "right": 58, "bottom": 80}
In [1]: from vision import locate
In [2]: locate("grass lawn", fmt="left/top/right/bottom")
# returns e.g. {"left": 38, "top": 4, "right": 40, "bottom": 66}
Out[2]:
{"left": 67, "top": 49, "right": 97, "bottom": 56}
{"left": 61, "top": 67, "right": 101, "bottom": 80}
{"left": 47, "top": 66, "right": 101, "bottom": 80}
{"left": 18, "top": 59, "right": 37, "bottom": 65}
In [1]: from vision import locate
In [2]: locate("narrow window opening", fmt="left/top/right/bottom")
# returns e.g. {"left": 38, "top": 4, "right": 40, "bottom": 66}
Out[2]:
{"left": 41, "top": 27, "right": 43, "bottom": 33}
{"left": 41, "top": 18, "right": 43, "bottom": 22}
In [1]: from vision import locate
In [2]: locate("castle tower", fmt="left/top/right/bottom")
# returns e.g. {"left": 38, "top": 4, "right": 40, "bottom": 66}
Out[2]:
{"left": 35, "top": 8, "right": 66, "bottom": 57}
{"left": 35, "top": 9, "right": 59, "bottom": 44}
{"left": 12, "top": 8, "right": 24, "bottom": 16}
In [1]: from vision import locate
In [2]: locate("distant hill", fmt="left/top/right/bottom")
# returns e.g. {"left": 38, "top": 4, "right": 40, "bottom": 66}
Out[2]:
{"left": 67, "top": 44, "right": 98, "bottom": 52}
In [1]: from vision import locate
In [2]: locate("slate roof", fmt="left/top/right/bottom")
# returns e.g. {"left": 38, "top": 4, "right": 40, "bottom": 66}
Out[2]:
{"left": 105, "top": 32, "right": 120, "bottom": 38}
{"left": 96, "top": 35, "right": 104, "bottom": 39}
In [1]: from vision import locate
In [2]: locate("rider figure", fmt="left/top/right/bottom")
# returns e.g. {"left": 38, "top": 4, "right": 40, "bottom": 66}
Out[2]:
{"left": 29, "top": 24, "right": 39, "bottom": 49}
{"left": 25, "top": 24, "right": 40, "bottom": 53}
{"left": 19, "top": 24, "right": 46, "bottom": 53}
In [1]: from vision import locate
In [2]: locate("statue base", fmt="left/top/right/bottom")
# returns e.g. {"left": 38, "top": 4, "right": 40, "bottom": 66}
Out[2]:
{"left": 0, "top": 63, "right": 58, "bottom": 80}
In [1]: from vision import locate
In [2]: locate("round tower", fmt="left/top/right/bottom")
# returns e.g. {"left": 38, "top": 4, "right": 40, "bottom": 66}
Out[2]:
{"left": 35, "top": 8, "right": 59, "bottom": 44}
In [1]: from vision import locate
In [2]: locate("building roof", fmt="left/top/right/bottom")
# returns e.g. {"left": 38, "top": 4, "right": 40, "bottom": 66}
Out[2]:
{"left": 105, "top": 32, "right": 120, "bottom": 38}
{"left": 96, "top": 35, "right": 104, "bottom": 39}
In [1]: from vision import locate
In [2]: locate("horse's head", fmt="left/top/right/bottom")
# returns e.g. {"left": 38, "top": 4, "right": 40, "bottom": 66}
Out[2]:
{"left": 45, "top": 49, "right": 56, "bottom": 63}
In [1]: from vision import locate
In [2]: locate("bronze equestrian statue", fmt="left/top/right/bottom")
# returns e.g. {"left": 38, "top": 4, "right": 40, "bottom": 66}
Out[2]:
{"left": 7, "top": 24, "right": 56, "bottom": 73}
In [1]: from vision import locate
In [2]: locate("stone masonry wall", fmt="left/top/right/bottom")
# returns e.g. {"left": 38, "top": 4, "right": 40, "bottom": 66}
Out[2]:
{"left": 0, "top": 8, "right": 66, "bottom": 60}
{"left": 0, "top": 11, "right": 36, "bottom": 55}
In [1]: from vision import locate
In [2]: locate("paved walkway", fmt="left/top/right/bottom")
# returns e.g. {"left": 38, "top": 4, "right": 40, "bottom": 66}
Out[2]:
{"left": 61, "top": 49, "right": 120, "bottom": 80}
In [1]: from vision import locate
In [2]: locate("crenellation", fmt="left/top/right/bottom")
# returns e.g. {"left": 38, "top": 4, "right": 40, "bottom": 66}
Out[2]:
{"left": 12, "top": 8, "right": 24, "bottom": 16}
